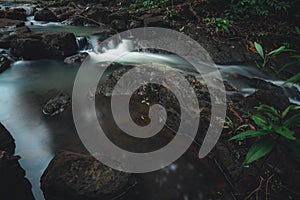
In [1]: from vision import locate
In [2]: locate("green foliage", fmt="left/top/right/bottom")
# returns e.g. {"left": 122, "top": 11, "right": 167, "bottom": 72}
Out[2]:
{"left": 203, "top": 17, "right": 233, "bottom": 34}
{"left": 254, "top": 42, "right": 293, "bottom": 69}
{"left": 278, "top": 53, "right": 300, "bottom": 86}
{"left": 225, "top": 0, "right": 291, "bottom": 20}
{"left": 230, "top": 104, "right": 300, "bottom": 165}
{"left": 283, "top": 73, "right": 300, "bottom": 86}
{"left": 130, "top": 0, "right": 172, "bottom": 9}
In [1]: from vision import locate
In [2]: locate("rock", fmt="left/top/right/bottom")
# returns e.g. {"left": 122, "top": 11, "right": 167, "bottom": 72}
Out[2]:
{"left": 143, "top": 15, "right": 170, "bottom": 27}
{"left": 10, "top": 37, "right": 52, "bottom": 60}
{"left": 64, "top": 52, "right": 89, "bottom": 64}
{"left": 108, "top": 10, "right": 130, "bottom": 21}
{"left": 41, "top": 151, "right": 133, "bottom": 200}
{"left": 10, "top": 26, "right": 31, "bottom": 35}
{"left": 111, "top": 19, "right": 127, "bottom": 32}
{"left": 0, "top": 151, "right": 35, "bottom": 200}
{"left": 34, "top": 8, "right": 58, "bottom": 22}
{"left": 240, "top": 89, "right": 290, "bottom": 111}
{"left": 129, "top": 20, "right": 143, "bottom": 29}
{"left": 0, "top": 123, "right": 15, "bottom": 154}
{"left": 62, "top": 15, "right": 106, "bottom": 27}
{"left": 0, "top": 26, "right": 31, "bottom": 49}
{"left": 43, "top": 92, "right": 71, "bottom": 116}
{"left": 0, "top": 8, "right": 27, "bottom": 21}
{"left": 42, "top": 32, "right": 78, "bottom": 58}
{"left": 84, "top": 6, "right": 111, "bottom": 24}
{"left": 57, "top": 10, "right": 76, "bottom": 22}
{"left": 10, "top": 32, "right": 78, "bottom": 60}
{"left": 0, "top": 18, "right": 25, "bottom": 29}
{"left": 0, "top": 54, "right": 11, "bottom": 73}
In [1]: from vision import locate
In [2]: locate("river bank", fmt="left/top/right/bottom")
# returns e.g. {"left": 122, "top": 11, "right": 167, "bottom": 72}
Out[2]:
{"left": 0, "top": 0, "right": 299, "bottom": 200}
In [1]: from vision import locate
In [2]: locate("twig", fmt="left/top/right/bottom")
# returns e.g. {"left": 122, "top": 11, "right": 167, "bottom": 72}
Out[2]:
{"left": 265, "top": 174, "right": 274, "bottom": 200}
{"left": 74, "top": 14, "right": 104, "bottom": 27}
{"left": 245, "top": 176, "right": 264, "bottom": 200}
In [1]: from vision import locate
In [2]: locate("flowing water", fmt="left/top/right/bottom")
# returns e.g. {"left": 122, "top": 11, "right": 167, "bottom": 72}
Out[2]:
{"left": 0, "top": 3, "right": 299, "bottom": 200}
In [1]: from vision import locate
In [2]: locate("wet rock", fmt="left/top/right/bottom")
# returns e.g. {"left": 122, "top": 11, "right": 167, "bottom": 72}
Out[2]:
{"left": 0, "top": 122, "right": 15, "bottom": 154}
{"left": 42, "top": 32, "right": 78, "bottom": 58}
{"left": 10, "top": 26, "right": 31, "bottom": 35}
{"left": 84, "top": 6, "right": 111, "bottom": 24}
{"left": 143, "top": 15, "right": 170, "bottom": 28}
{"left": 129, "top": 20, "right": 143, "bottom": 29}
{"left": 57, "top": 10, "right": 76, "bottom": 22}
{"left": 0, "top": 8, "right": 27, "bottom": 21}
{"left": 111, "top": 19, "right": 127, "bottom": 32}
{"left": 43, "top": 92, "right": 71, "bottom": 116}
{"left": 108, "top": 10, "right": 130, "bottom": 21}
{"left": 0, "top": 18, "right": 25, "bottom": 29}
{"left": 50, "top": 7, "right": 77, "bottom": 22}
{"left": 0, "top": 54, "right": 10, "bottom": 73}
{"left": 0, "top": 26, "right": 31, "bottom": 49}
{"left": 239, "top": 89, "right": 290, "bottom": 111}
{"left": 41, "top": 151, "right": 133, "bottom": 200}
{"left": 196, "top": 37, "right": 258, "bottom": 65}
{"left": 64, "top": 52, "right": 89, "bottom": 64}
{"left": 10, "top": 32, "right": 78, "bottom": 60}
{"left": 0, "top": 151, "right": 35, "bottom": 200}
{"left": 11, "top": 37, "right": 51, "bottom": 60}
{"left": 34, "top": 8, "right": 58, "bottom": 22}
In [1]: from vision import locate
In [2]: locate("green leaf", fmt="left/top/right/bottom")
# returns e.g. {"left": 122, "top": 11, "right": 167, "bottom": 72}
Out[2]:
{"left": 243, "top": 138, "right": 275, "bottom": 165}
{"left": 254, "top": 42, "right": 264, "bottom": 59}
{"left": 267, "top": 46, "right": 286, "bottom": 56}
{"left": 252, "top": 114, "right": 268, "bottom": 129}
{"left": 276, "top": 61, "right": 297, "bottom": 73}
{"left": 290, "top": 54, "right": 300, "bottom": 60}
{"left": 229, "top": 130, "right": 270, "bottom": 141}
{"left": 223, "top": 25, "right": 229, "bottom": 32}
{"left": 282, "top": 73, "right": 300, "bottom": 86}
{"left": 283, "top": 113, "right": 300, "bottom": 128}
{"left": 295, "top": 26, "right": 300, "bottom": 35}
{"left": 282, "top": 105, "right": 300, "bottom": 118}
{"left": 255, "top": 105, "right": 280, "bottom": 117}
{"left": 266, "top": 113, "right": 280, "bottom": 123}
{"left": 275, "top": 126, "right": 296, "bottom": 140}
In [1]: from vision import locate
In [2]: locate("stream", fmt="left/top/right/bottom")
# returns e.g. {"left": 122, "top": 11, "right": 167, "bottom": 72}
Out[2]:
{"left": 0, "top": 2, "right": 299, "bottom": 200}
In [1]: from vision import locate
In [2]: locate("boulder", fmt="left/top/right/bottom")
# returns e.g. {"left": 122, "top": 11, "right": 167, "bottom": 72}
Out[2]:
{"left": 64, "top": 52, "right": 88, "bottom": 64}
{"left": 239, "top": 89, "right": 290, "bottom": 112}
{"left": 0, "top": 18, "right": 25, "bottom": 29}
{"left": 0, "top": 151, "right": 35, "bottom": 200}
{"left": 129, "top": 20, "right": 143, "bottom": 29}
{"left": 10, "top": 37, "right": 52, "bottom": 60}
{"left": 143, "top": 15, "right": 170, "bottom": 27}
{"left": 0, "top": 8, "right": 27, "bottom": 21}
{"left": 108, "top": 10, "right": 130, "bottom": 21}
{"left": 34, "top": 8, "right": 58, "bottom": 22}
{"left": 10, "top": 32, "right": 78, "bottom": 60}
{"left": 42, "top": 32, "right": 78, "bottom": 58}
{"left": 0, "top": 26, "right": 31, "bottom": 49}
{"left": 0, "top": 54, "right": 11, "bottom": 73}
{"left": 41, "top": 151, "right": 133, "bottom": 200}
{"left": 0, "top": 123, "right": 15, "bottom": 154}
{"left": 42, "top": 92, "right": 71, "bottom": 116}
{"left": 111, "top": 19, "right": 127, "bottom": 32}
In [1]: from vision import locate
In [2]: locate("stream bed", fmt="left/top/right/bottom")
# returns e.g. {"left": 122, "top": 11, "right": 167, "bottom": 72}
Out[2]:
{"left": 0, "top": 2, "right": 299, "bottom": 200}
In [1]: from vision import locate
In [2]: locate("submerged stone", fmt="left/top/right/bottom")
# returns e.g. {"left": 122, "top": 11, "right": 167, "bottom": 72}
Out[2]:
{"left": 42, "top": 92, "right": 71, "bottom": 116}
